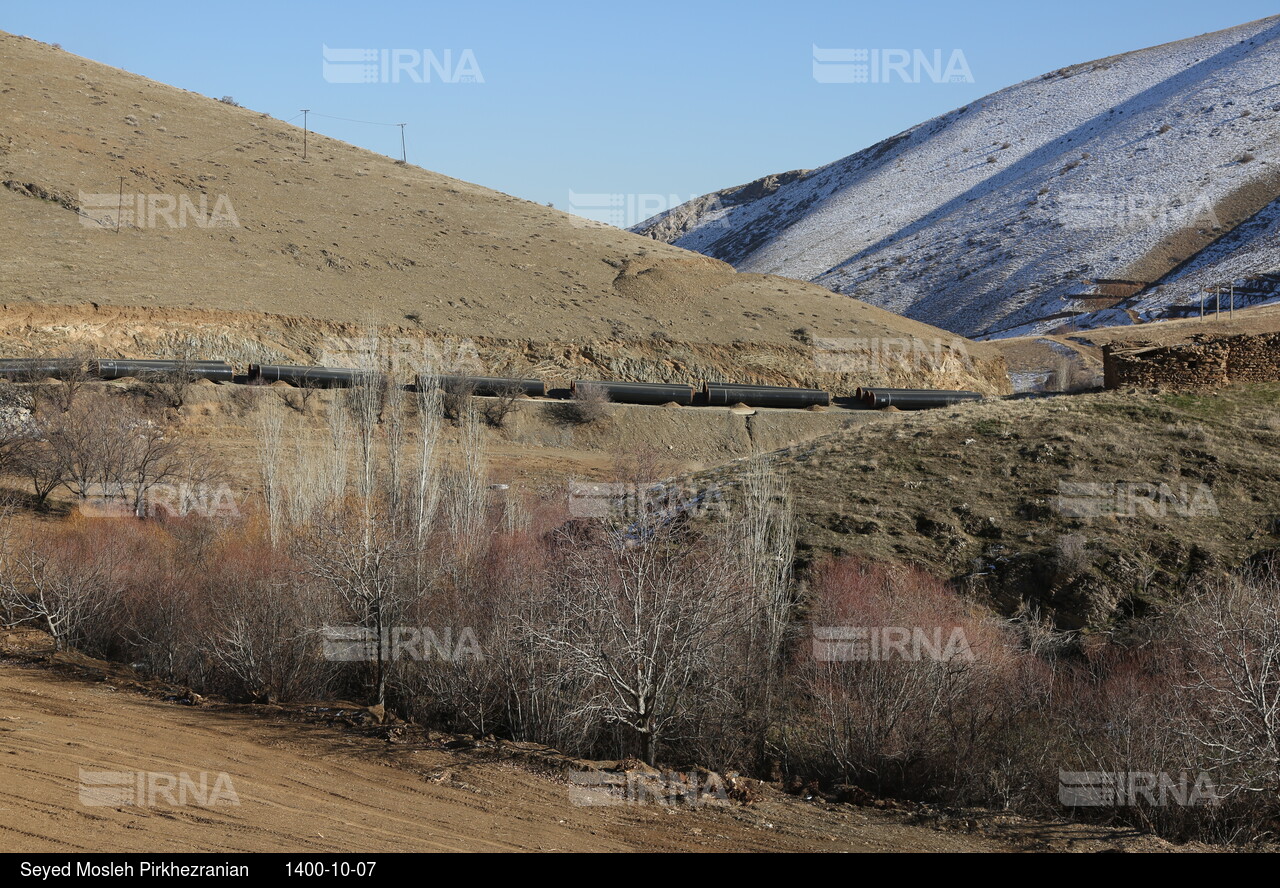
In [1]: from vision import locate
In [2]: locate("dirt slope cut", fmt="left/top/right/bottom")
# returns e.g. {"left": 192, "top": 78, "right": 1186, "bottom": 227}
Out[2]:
{"left": 635, "top": 16, "right": 1280, "bottom": 339}
{"left": 0, "top": 30, "right": 1004, "bottom": 395}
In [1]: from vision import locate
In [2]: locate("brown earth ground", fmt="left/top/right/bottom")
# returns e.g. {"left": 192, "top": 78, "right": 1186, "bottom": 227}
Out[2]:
{"left": 0, "top": 637, "right": 1192, "bottom": 853}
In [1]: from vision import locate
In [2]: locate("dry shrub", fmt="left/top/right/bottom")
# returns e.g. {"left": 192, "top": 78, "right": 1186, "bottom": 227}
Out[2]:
{"left": 144, "top": 336, "right": 206, "bottom": 409}
{"left": 562, "top": 383, "right": 609, "bottom": 425}
{"left": 198, "top": 524, "right": 339, "bottom": 702}
{"left": 1053, "top": 532, "right": 1093, "bottom": 582}
{"left": 479, "top": 382, "right": 522, "bottom": 429}
{"left": 789, "top": 557, "right": 1044, "bottom": 805}
{"left": 441, "top": 376, "right": 475, "bottom": 423}
{"left": 1045, "top": 355, "right": 1100, "bottom": 393}
{"left": 0, "top": 516, "right": 126, "bottom": 651}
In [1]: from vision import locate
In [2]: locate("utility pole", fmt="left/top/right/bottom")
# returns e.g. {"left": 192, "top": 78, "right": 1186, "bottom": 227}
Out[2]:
{"left": 301, "top": 109, "right": 310, "bottom": 160}
{"left": 116, "top": 176, "right": 124, "bottom": 234}
{"left": 1200, "top": 290, "right": 1205, "bottom": 318}
{"left": 397, "top": 123, "right": 406, "bottom": 163}
{"left": 1216, "top": 286, "right": 1221, "bottom": 319}
{"left": 1230, "top": 284, "right": 1234, "bottom": 319}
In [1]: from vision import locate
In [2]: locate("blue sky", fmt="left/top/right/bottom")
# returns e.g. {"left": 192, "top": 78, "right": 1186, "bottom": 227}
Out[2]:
{"left": 6, "top": 1, "right": 1277, "bottom": 219}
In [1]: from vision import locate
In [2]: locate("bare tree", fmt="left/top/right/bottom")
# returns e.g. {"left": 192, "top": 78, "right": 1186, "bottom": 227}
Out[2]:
{"left": 296, "top": 333, "right": 413, "bottom": 708}
{"left": 734, "top": 454, "right": 797, "bottom": 768}
{"left": 23, "top": 391, "right": 208, "bottom": 517}
{"left": 45, "top": 393, "right": 133, "bottom": 502}
{"left": 382, "top": 378, "right": 408, "bottom": 533}
{"left": 1170, "top": 567, "right": 1280, "bottom": 812}
{"left": 146, "top": 334, "right": 204, "bottom": 409}
{"left": 299, "top": 496, "right": 412, "bottom": 708}
{"left": 525, "top": 522, "right": 748, "bottom": 765}
{"left": 413, "top": 367, "right": 444, "bottom": 551}
{"left": 0, "top": 386, "right": 34, "bottom": 480}
{"left": 444, "top": 398, "right": 487, "bottom": 547}
{"left": 18, "top": 433, "right": 68, "bottom": 509}
{"left": 256, "top": 408, "right": 286, "bottom": 545}
{"left": 279, "top": 376, "right": 322, "bottom": 414}
{"left": 25, "top": 349, "right": 91, "bottom": 414}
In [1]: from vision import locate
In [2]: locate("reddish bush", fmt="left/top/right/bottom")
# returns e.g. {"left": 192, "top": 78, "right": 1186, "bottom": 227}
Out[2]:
{"left": 789, "top": 557, "right": 1045, "bottom": 804}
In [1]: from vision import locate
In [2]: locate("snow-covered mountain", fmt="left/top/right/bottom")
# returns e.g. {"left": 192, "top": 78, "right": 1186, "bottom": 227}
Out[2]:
{"left": 632, "top": 16, "right": 1280, "bottom": 338}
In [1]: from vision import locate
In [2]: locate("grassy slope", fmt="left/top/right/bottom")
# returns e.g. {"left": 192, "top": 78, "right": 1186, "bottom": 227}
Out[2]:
{"left": 698, "top": 384, "right": 1280, "bottom": 629}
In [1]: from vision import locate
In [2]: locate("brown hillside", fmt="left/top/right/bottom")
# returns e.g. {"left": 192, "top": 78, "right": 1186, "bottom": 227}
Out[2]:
{"left": 0, "top": 32, "right": 1005, "bottom": 392}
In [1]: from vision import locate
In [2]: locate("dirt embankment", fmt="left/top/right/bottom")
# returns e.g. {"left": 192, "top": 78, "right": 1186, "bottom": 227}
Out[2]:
{"left": 142, "top": 376, "right": 883, "bottom": 498}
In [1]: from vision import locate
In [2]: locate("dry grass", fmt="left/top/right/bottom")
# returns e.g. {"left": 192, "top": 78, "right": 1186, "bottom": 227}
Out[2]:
{"left": 694, "top": 383, "right": 1280, "bottom": 630}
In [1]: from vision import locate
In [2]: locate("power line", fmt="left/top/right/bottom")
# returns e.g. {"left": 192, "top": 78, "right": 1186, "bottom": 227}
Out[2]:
{"left": 83, "top": 105, "right": 409, "bottom": 196}
{"left": 306, "top": 112, "right": 410, "bottom": 164}
{"left": 308, "top": 112, "right": 401, "bottom": 127}
{"left": 190, "top": 112, "right": 305, "bottom": 162}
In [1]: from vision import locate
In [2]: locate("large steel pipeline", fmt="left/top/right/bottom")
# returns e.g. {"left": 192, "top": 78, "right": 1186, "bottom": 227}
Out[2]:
{"left": 858, "top": 387, "right": 983, "bottom": 409}
{"left": 423, "top": 374, "right": 547, "bottom": 398}
{"left": 571, "top": 380, "right": 695, "bottom": 406}
{"left": 0, "top": 359, "right": 78, "bottom": 379}
{"left": 854, "top": 386, "right": 931, "bottom": 399}
{"left": 2, "top": 355, "right": 1001, "bottom": 414}
{"left": 92, "top": 359, "right": 235, "bottom": 382}
{"left": 248, "top": 364, "right": 380, "bottom": 388}
{"left": 704, "top": 382, "right": 830, "bottom": 409}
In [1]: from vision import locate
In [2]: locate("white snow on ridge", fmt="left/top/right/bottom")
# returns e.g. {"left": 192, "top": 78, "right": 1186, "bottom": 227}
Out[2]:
{"left": 634, "top": 16, "right": 1280, "bottom": 339}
